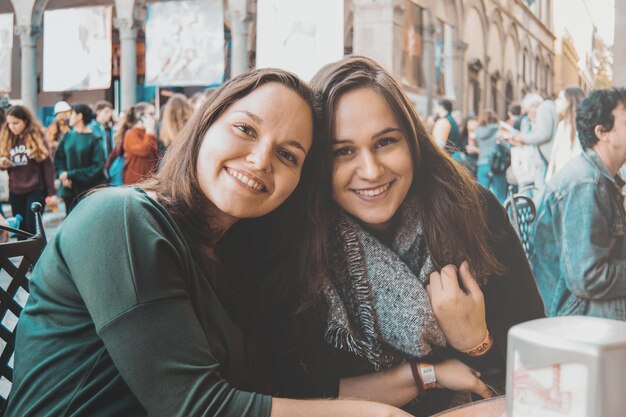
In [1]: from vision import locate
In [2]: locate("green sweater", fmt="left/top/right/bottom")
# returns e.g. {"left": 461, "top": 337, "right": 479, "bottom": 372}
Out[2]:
{"left": 5, "top": 188, "right": 271, "bottom": 417}
{"left": 53, "top": 130, "right": 106, "bottom": 198}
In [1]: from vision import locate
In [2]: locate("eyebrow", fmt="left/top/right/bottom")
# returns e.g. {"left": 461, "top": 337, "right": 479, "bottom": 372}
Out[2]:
{"left": 234, "top": 110, "right": 264, "bottom": 124}
{"left": 332, "top": 126, "right": 403, "bottom": 144}
{"left": 285, "top": 140, "right": 308, "bottom": 155}
{"left": 233, "top": 110, "right": 307, "bottom": 154}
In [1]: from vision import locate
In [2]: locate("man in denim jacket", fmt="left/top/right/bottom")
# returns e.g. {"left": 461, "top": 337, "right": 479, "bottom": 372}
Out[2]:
{"left": 531, "top": 88, "right": 626, "bottom": 320}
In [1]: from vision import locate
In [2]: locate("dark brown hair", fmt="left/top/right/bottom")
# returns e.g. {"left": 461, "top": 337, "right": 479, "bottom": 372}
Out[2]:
{"left": 309, "top": 56, "right": 503, "bottom": 281}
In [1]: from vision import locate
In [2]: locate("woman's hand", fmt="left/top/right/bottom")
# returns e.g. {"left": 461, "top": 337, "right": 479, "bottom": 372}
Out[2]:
{"left": 434, "top": 359, "right": 494, "bottom": 399}
{"left": 60, "top": 172, "right": 72, "bottom": 189}
{"left": 143, "top": 115, "right": 157, "bottom": 135}
{"left": 0, "top": 157, "right": 13, "bottom": 170}
{"left": 427, "top": 261, "right": 488, "bottom": 351}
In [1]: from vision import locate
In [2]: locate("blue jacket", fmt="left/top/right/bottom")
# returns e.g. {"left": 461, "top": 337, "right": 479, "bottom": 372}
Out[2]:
{"left": 531, "top": 148, "right": 626, "bottom": 319}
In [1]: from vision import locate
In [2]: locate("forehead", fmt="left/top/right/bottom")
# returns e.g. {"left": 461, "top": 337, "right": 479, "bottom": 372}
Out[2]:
{"left": 333, "top": 87, "right": 399, "bottom": 136}
{"left": 225, "top": 82, "right": 313, "bottom": 144}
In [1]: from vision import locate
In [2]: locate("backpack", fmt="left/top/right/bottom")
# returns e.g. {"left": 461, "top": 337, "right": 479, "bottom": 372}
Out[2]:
{"left": 489, "top": 140, "right": 511, "bottom": 174}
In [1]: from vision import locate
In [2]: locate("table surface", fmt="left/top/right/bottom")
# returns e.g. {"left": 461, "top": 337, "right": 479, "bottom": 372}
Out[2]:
{"left": 430, "top": 396, "right": 506, "bottom": 417}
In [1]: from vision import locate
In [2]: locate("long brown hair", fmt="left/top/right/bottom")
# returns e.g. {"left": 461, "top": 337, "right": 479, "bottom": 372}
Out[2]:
{"left": 309, "top": 56, "right": 503, "bottom": 281}
{"left": 0, "top": 105, "right": 49, "bottom": 162}
{"left": 159, "top": 94, "right": 193, "bottom": 147}
{"left": 561, "top": 86, "right": 585, "bottom": 143}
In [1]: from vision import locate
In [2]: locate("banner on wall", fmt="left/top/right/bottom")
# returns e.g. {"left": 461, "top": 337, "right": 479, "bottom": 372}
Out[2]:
{"left": 0, "top": 13, "right": 13, "bottom": 92}
{"left": 146, "top": 0, "right": 224, "bottom": 86}
{"left": 256, "top": 0, "right": 343, "bottom": 82}
{"left": 43, "top": 6, "right": 112, "bottom": 92}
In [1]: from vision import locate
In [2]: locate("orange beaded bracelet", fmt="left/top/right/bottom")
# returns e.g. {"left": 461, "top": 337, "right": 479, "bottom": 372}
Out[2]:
{"left": 462, "top": 331, "right": 494, "bottom": 357}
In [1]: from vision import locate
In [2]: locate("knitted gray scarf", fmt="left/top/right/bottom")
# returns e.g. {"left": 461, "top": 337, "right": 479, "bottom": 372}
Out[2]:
{"left": 324, "top": 196, "right": 448, "bottom": 371}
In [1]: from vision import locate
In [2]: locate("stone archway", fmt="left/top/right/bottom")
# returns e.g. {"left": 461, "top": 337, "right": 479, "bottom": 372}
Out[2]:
{"left": 463, "top": 6, "right": 485, "bottom": 115}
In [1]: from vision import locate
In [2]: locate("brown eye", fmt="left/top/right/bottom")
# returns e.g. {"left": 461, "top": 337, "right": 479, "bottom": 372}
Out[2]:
{"left": 235, "top": 123, "right": 255, "bottom": 137}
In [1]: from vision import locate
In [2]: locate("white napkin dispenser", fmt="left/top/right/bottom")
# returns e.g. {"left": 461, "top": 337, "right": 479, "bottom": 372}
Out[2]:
{"left": 506, "top": 316, "right": 626, "bottom": 417}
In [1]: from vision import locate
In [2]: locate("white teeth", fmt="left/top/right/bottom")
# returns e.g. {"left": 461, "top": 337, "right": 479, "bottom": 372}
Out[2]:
{"left": 354, "top": 183, "right": 391, "bottom": 197}
{"left": 226, "top": 168, "right": 265, "bottom": 191}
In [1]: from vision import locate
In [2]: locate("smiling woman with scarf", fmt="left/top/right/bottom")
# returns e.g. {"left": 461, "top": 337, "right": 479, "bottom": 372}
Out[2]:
{"left": 264, "top": 56, "right": 545, "bottom": 416}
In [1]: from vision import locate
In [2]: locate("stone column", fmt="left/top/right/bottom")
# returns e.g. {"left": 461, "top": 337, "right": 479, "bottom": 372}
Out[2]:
{"left": 353, "top": 0, "right": 403, "bottom": 78}
{"left": 228, "top": 0, "right": 250, "bottom": 77}
{"left": 614, "top": 0, "right": 626, "bottom": 87}
{"left": 422, "top": 10, "right": 435, "bottom": 116}
{"left": 15, "top": 25, "right": 39, "bottom": 112}
{"left": 114, "top": 18, "right": 139, "bottom": 110}
{"left": 453, "top": 40, "right": 467, "bottom": 113}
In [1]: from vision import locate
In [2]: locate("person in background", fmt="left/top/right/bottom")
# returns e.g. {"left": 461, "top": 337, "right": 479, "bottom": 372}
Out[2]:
{"left": 54, "top": 103, "right": 105, "bottom": 215}
{"left": 0, "top": 106, "right": 56, "bottom": 236}
{"left": 532, "top": 88, "right": 626, "bottom": 320}
{"left": 545, "top": 87, "right": 585, "bottom": 182}
{"left": 5, "top": 67, "right": 417, "bottom": 417}
{"left": 158, "top": 93, "right": 193, "bottom": 154}
{"left": 459, "top": 115, "right": 479, "bottom": 177}
{"left": 505, "top": 102, "right": 521, "bottom": 127}
{"left": 45, "top": 100, "right": 72, "bottom": 154}
{"left": 105, "top": 109, "right": 133, "bottom": 186}
{"left": 89, "top": 100, "right": 115, "bottom": 160}
{"left": 475, "top": 109, "right": 507, "bottom": 203}
{"left": 432, "top": 99, "right": 460, "bottom": 152}
{"left": 122, "top": 102, "right": 159, "bottom": 185}
{"left": 509, "top": 94, "right": 557, "bottom": 193}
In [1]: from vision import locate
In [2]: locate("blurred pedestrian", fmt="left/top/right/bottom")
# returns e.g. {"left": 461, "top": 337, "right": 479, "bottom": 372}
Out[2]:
{"left": 158, "top": 93, "right": 193, "bottom": 153}
{"left": 476, "top": 109, "right": 508, "bottom": 203}
{"left": 505, "top": 102, "right": 521, "bottom": 127}
{"left": 89, "top": 100, "right": 115, "bottom": 160}
{"left": 54, "top": 103, "right": 106, "bottom": 215}
{"left": 432, "top": 99, "right": 460, "bottom": 150}
{"left": 0, "top": 105, "right": 56, "bottom": 235}
{"left": 545, "top": 86, "right": 585, "bottom": 182}
{"left": 510, "top": 93, "right": 557, "bottom": 193}
{"left": 105, "top": 109, "right": 133, "bottom": 186}
{"left": 45, "top": 100, "right": 72, "bottom": 154}
{"left": 122, "top": 102, "right": 159, "bottom": 185}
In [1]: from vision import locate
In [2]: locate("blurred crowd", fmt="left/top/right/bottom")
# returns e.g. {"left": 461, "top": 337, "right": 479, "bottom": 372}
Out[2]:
{"left": 0, "top": 89, "right": 213, "bottom": 237}
{"left": 421, "top": 87, "right": 587, "bottom": 204}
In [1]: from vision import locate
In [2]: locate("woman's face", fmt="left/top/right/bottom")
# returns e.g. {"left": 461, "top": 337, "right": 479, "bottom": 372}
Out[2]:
{"left": 6, "top": 115, "right": 26, "bottom": 136}
{"left": 197, "top": 82, "right": 313, "bottom": 225}
{"left": 331, "top": 87, "right": 413, "bottom": 231}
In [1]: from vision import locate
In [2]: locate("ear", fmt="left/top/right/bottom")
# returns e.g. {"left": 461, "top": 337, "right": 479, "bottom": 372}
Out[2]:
{"left": 594, "top": 125, "right": 608, "bottom": 143}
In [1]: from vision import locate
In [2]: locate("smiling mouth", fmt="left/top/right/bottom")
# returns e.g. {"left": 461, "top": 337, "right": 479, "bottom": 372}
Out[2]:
{"left": 225, "top": 168, "right": 267, "bottom": 192}
{"left": 351, "top": 181, "right": 394, "bottom": 197}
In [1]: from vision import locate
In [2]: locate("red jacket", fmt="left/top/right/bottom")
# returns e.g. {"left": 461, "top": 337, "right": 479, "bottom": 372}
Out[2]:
{"left": 122, "top": 128, "right": 158, "bottom": 185}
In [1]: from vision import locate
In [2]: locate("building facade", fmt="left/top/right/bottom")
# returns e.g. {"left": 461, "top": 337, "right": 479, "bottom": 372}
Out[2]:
{"left": 0, "top": 0, "right": 567, "bottom": 118}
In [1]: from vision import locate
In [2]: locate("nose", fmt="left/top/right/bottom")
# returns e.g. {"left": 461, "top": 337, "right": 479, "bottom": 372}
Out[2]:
{"left": 245, "top": 142, "right": 273, "bottom": 172}
{"left": 357, "top": 151, "right": 384, "bottom": 180}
